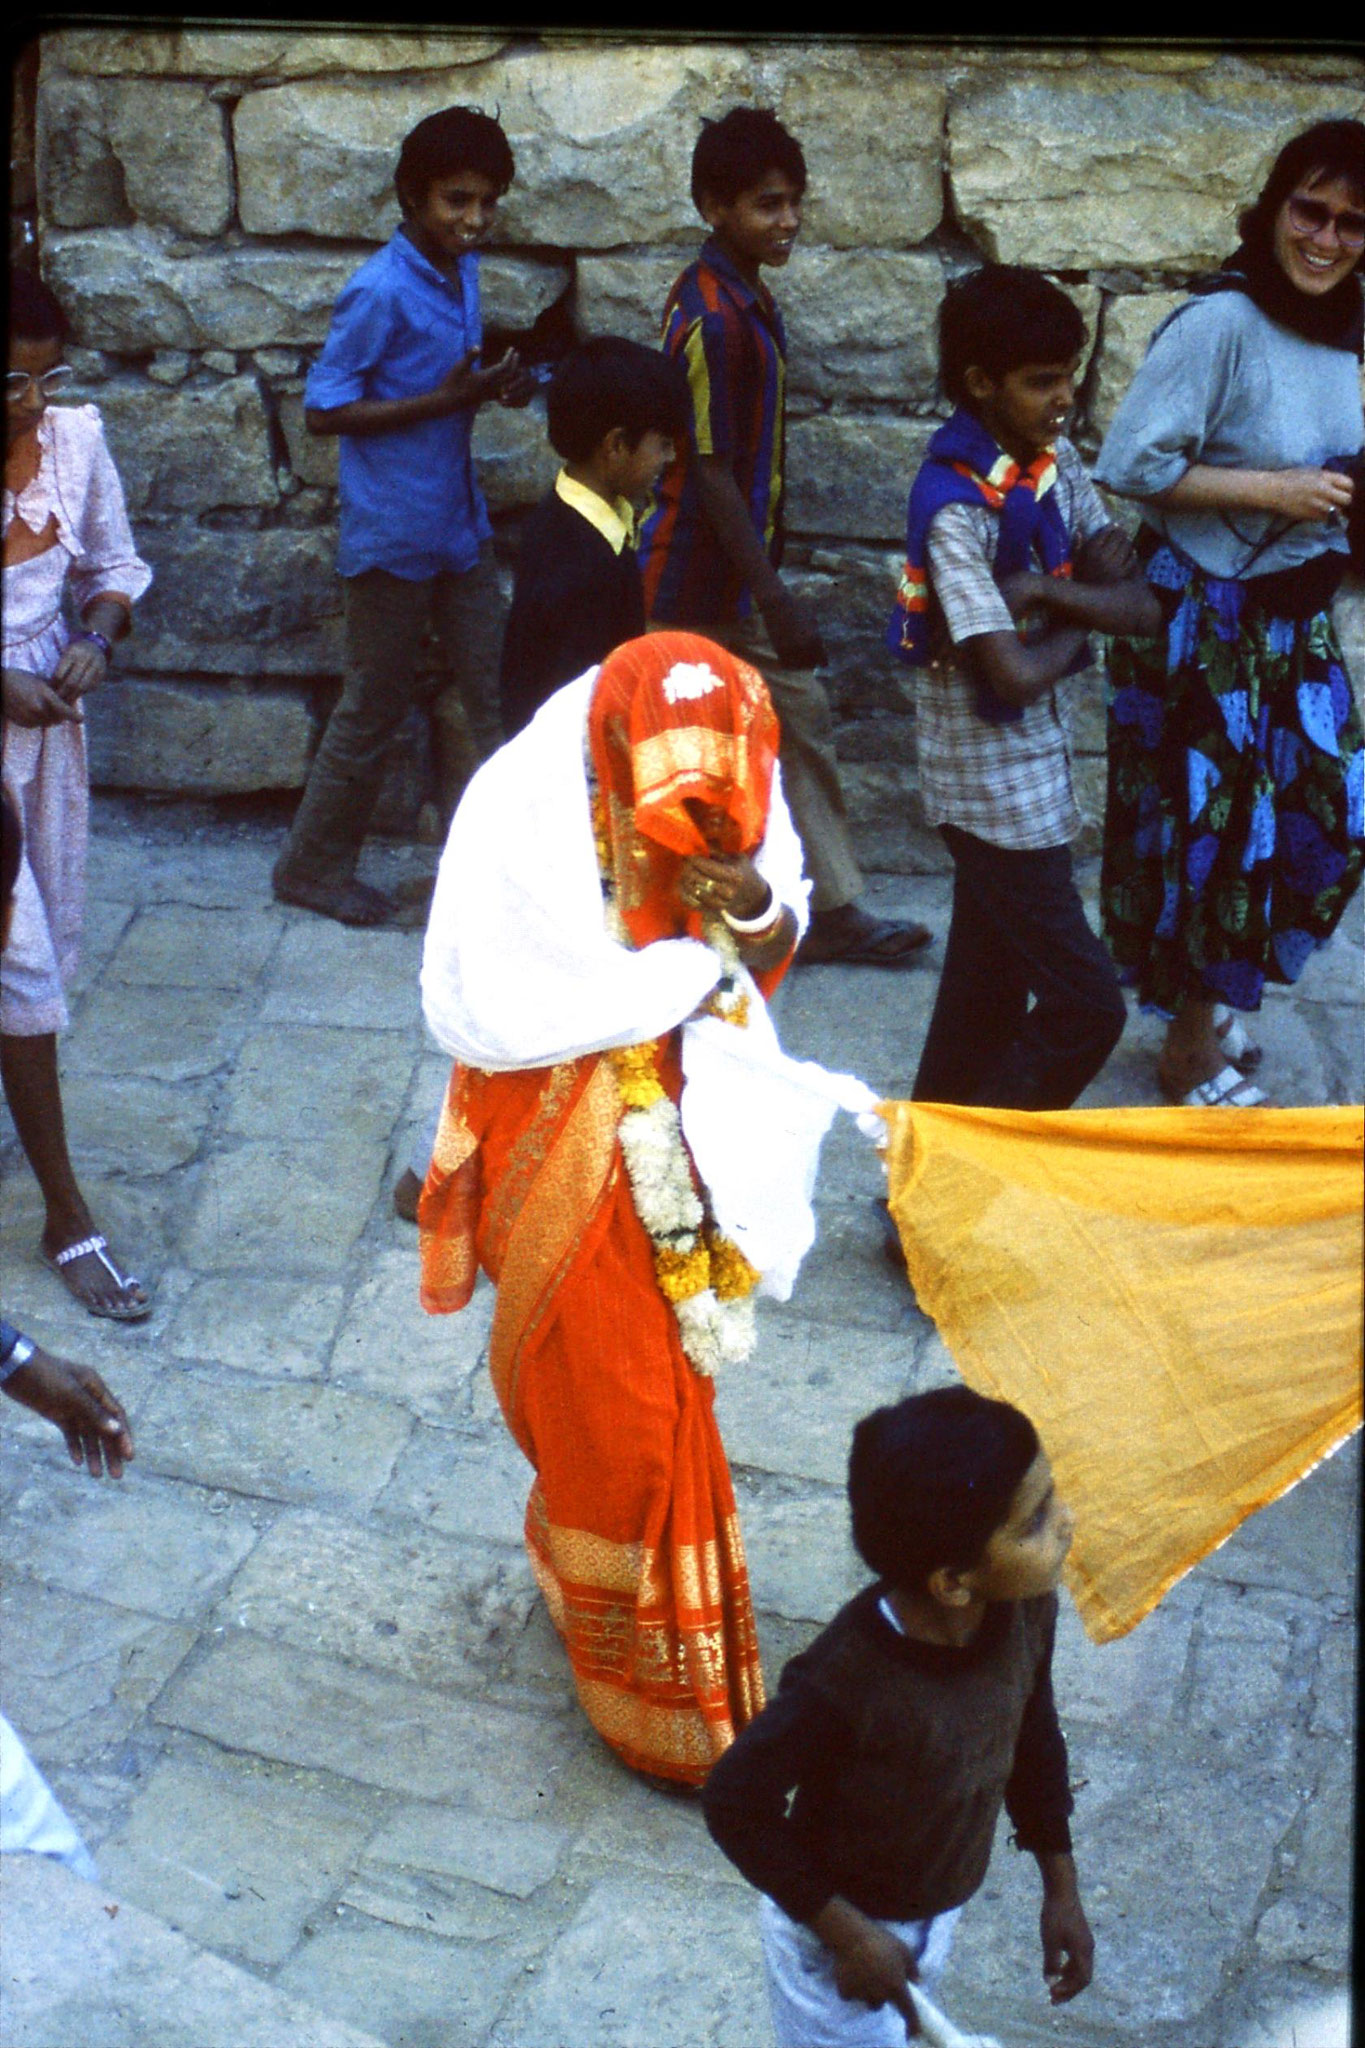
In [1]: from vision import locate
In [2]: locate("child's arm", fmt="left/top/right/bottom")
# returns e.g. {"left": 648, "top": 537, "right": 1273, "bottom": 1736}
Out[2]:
{"left": 1004, "top": 1604, "right": 1095, "bottom": 2006}
{"left": 703, "top": 1682, "right": 926, "bottom": 2026}
{"left": 924, "top": 500, "right": 1089, "bottom": 713}
{"left": 997, "top": 525, "right": 1162, "bottom": 642}
{"left": 693, "top": 460, "right": 825, "bottom": 667}
{"left": 306, "top": 346, "right": 523, "bottom": 438}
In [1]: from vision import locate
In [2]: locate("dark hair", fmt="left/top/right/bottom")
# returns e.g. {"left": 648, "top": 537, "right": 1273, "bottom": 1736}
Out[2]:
{"left": 396, "top": 105, "right": 515, "bottom": 211}
{"left": 9, "top": 267, "right": 69, "bottom": 347}
{"left": 937, "top": 265, "right": 1086, "bottom": 409}
{"left": 1238, "top": 117, "right": 1365, "bottom": 255}
{"left": 848, "top": 1387, "right": 1040, "bottom": 1594}
{"left": 1, "top": 788, "right": 22, "bottom": 914}
{"left": 546, "top": 337, "right": 688, "bottom": 462}
{"left": 691, "top": 106, "right": 806, "bottom": 213}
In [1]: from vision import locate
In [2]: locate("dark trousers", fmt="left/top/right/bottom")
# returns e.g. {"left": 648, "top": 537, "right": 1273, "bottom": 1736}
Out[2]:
{"left": 912, "top": 824, "right": 1126, "bottom": 1111}
{"left": 276, "top": 550, "right": 505, "bottom": 888}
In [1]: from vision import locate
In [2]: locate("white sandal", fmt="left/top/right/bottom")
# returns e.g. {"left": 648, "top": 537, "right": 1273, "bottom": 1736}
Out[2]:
{"left": 1164, "top": 1062, "right": 1268, "bottom": 1109}
{"left": 1212, "top": 1003, "right": 1263, "bottom": 1074}
{"left": 42, "top": 1232, "right": 153, "bottom": 1321}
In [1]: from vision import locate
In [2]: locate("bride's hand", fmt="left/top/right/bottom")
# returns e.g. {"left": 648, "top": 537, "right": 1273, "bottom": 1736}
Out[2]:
{"left": 677, "top": 854, "right": 771, "bottom": 921}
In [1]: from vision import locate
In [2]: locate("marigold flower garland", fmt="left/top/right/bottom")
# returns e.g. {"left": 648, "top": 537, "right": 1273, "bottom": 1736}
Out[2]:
{"left": 591, "top": 783, "right": 761, "bottom": 1376}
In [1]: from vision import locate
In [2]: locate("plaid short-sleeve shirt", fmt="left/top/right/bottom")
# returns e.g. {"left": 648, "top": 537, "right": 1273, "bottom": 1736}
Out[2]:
{"left": 915, "top": 439, "right": 1112, "bottom": 851}
{"left": 637, "top": 238, "right": 786, "bottom": 628}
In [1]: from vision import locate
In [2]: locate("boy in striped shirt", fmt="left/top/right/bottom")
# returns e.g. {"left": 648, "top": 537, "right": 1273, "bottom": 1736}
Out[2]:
{"left": 638, "top": 106, "right": 931, "bottom": 968}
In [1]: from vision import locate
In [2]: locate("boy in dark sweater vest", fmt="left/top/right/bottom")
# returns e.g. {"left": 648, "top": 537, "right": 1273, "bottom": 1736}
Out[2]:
{"left": 498, "top": 337, "right": 687, "bottom": 738}
{"left": 704, "top": 1386, "right": 1094, "bottom": 2046}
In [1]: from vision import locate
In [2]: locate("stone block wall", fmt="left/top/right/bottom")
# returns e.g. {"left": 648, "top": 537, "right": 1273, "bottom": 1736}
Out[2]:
{"left": 23, "top": 31, "right": 1365, "bottom": 867}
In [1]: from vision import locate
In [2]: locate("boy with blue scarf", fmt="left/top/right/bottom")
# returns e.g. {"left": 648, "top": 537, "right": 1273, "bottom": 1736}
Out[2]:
{"left": 889, "top": 266, "right": 1161, "bottom": 1109}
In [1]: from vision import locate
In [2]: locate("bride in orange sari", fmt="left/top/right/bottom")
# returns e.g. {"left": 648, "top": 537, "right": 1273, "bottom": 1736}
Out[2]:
{"left": 418, "top": 632, "right": 840, "bottom": 1785}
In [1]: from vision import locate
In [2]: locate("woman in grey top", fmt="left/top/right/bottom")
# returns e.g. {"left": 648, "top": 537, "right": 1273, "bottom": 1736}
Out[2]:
{"left": 1094, "top": 119, "right": 1364, "bottom": 1106}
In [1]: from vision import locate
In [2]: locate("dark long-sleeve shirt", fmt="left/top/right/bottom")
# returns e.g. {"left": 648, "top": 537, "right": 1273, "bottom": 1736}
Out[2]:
{"left": 499, "top": 478, "right": 646, "bottom": 738}
{"left": 703, "top": 1584, "right": 1073, "bottom": 1925}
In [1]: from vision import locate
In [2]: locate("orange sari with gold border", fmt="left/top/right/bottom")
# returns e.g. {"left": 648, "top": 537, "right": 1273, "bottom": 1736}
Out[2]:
{"left": 419, "top": 635, "right": 784, "bottom": 1784}
{"left": 420, "top": 1038, "right": 764, "bottom": 1782}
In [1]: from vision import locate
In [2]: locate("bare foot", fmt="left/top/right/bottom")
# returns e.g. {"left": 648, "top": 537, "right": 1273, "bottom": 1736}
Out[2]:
{"left": 392, "top": 1168, "right": 423, "bottom": 1224}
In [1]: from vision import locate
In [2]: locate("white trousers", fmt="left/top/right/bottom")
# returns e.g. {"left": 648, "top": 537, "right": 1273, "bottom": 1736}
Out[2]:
{"left": 760, "top": 1893, "right": 962, "bottom": 2048}
{"left": 0, "top": 1711, "right": 98, "bottom": 1882}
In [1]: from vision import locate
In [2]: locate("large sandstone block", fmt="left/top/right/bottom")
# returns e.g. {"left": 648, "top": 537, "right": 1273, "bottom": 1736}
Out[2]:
{"left": 784, "top": 249, "right": 942, "bottom": 404}
{"left": 479, "top": 253, "right": 574, "bottom": 334}
{"left": 131, "top": 525, "right": 342, "bottom": 674}
{"left": 576, "top": 250, "right": 697, "bottom": 344}
{"left": 787, "top": 415, "right": 937, "bottom": 544}
{"left": 49, "top": 27, "right": 506, "bottom": 78}
{"left": 234, "top": 45, "right": 752, "bottom": 246}
{"left": 472, "top": 400, "right": 559, "bottom": 514}
{"left": 278, "top": 393, "right": 339, "bottom": 489}
{"left": 94, "top": 376, "right": 278, "bottom": 513}
{"left": 33, "top": 74, "right": 132, "bottom": 229}
{"left": 949, "top": 67, "right": 1364, "bottom": 270}
{"left": 43, "top": 229, "right": 361, "bottom": 351}
{"left": 760, "top": 44, "right": 946, "bottom": 249}
{"left": 86, "top": 677, "right": 315, "bottom": 792}
{"left": 1090, "top": 291, "right": 1187, "bottom": 440}
{"left": 38, "top": 74, "right": 232, "bottom": 236}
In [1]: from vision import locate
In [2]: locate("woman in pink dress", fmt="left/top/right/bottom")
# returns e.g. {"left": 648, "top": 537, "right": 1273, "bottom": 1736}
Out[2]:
{"left": 3, "top": 269, "right": 153, "bottom": 1318}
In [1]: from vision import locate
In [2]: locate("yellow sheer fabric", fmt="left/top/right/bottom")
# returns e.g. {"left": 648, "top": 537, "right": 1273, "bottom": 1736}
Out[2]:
{"left": 882, "top": 1103, "right": 1363, "bottom": 1643}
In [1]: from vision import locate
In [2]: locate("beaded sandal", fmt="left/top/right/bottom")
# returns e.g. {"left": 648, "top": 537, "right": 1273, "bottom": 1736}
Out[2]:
{"left": 42, "top": 1233, "right": 153, "bottom": 1321}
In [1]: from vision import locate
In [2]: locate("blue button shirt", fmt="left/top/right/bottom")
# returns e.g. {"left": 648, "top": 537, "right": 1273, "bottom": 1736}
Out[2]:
{"left": 305, "top": 228, "right": 493, "bottom": 580}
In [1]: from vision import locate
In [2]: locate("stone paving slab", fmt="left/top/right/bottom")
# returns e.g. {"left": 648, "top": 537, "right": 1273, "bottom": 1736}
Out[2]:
{"left": 330, "top": 1248, "right": 495, "bottom": 1422}
{"left": 104, "top": 901, "right": 285, "bottom": 989}
{"left": 486, "top": 1872, "right": 765, "bottom": 2048}
{"left": 134, "top": 1371, "right": 412, "bottom": 1509}
{"left": 217, "top": 1508, "right": 536, "bottom": 1693}
{"left": 1, "top": 1465, "right": 263, "bottom": 1621}
{"left": 0, "top": 805, "right": 1356, "bottom": 2048}
{"left": 1, "top": 1575, "right": 197, "bottom": 1768}
{"left": 223, "top": 1026, "right": 419, "bottom": 1144}
{"left": 0, "top": 1853, "right": 390, "bottom": 2048}
{"left": 275, "top": 1910, "right": 543, "bottom": 2048}
{"left": 155, "top": 1633, "right": 588, "bottom": 1815}
{"left": 715, "top": 1315, "right": 925, "bottom": 1483}
{"left": 62, "top": 978, "right": 255, "bottom": 1081}
{"left": 179, "top": 1135, "right": 390, "bottom": 1274}
{"left": 161, "top": 1272, "right": 349, "bottom": 1378}
{"left": 260, "top": 922, "right": 424, "bottom": 1031}
{"left": 95, "top": 1738, "right": 380, "bottom": 1968}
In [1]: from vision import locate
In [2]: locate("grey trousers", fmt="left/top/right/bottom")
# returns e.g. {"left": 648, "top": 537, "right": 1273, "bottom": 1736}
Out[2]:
{"left": 277, "top": 549, "right": 506, "bottom": 888}
{"left": 717, "top": 615, "right": 864, "bottom": 915}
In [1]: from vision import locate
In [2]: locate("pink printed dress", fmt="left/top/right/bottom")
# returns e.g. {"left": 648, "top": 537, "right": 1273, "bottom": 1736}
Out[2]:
{"left": 2, "top": 404, "right": 150, "bottom": 1034}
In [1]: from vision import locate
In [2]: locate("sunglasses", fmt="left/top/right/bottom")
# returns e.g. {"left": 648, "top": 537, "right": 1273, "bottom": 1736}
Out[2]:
{"left": 1286, "top": 194, "right": 1365, "bottom": 251}
{"left": 6, "top": 365, "right": 76, "bottom": 400}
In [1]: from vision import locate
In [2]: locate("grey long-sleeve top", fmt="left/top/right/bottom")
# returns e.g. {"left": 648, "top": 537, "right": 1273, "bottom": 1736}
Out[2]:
{"left": 1093, "top": 290, "right": 1362, "bottom": 581}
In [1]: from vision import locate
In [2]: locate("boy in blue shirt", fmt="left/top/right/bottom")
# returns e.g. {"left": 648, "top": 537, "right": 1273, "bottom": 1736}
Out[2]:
{"left": 704, "top": 1386, "right": 1094, "bottom": 2046}
{"left": 273, "top": 106, "right": 533, "bottom": 926}
{"left": 888, "top": 266, "right": 1161, "bottom": 1108}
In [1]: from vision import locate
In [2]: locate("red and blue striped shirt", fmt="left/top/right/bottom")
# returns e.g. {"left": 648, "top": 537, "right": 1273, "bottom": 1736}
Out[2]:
{"left": 638, "top": 238, "right": 786, "bottom": 627}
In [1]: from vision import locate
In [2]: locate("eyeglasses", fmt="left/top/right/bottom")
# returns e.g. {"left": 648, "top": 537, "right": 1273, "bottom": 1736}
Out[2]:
{"left": 1286, "top": 195, "right": 1365, "bottom": 251}
{"left": 6, "top": 365, "right": 76, "bottom": 400}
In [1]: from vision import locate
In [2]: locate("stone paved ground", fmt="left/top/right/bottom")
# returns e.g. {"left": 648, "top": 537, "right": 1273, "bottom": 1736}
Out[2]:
{"left": 1, "top": 796, "right": 1359, "bottom": 2048}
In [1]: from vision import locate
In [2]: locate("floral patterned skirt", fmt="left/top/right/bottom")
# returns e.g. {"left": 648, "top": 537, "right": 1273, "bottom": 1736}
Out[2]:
{"left": 1101, "top": 540, "right": 1364, "bottom": 1016}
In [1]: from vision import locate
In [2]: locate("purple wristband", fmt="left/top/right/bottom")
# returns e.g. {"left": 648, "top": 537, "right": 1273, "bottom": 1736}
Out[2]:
{"left": 73, "top": 630, "right": 113, "bottom": 661}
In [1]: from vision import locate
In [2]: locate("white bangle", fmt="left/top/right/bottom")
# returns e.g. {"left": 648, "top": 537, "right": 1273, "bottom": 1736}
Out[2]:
{"left": 721, "top": 890, "right": 784, "bottom": 937}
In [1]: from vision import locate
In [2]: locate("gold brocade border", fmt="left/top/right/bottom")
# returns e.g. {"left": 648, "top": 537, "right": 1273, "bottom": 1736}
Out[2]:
{"left": 482, "top": 1059, "right": 578, "bottom": 1271}
{"left": 573, "top": 1675, "right": 730, "bottom": 1774}
{"left": 633, "top": 727, "right": 748, "bottom": 816}
{"left": 488, "top": 1055, "right": 623, "bottom": 1423}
